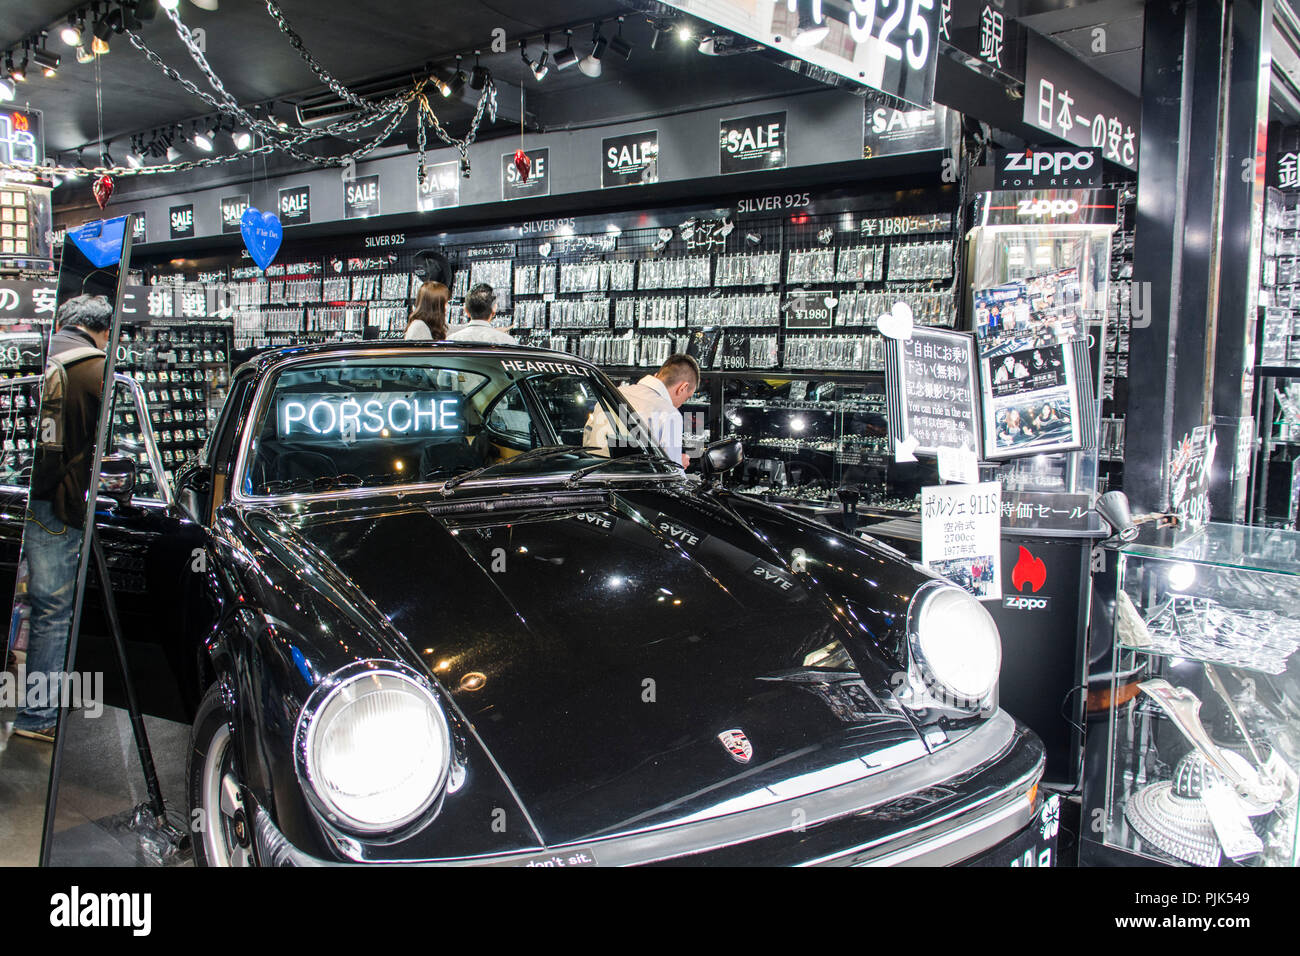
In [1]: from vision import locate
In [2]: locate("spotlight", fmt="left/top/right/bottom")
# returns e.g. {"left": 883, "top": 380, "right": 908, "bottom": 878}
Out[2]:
{"left": 449, "top": 56, "right": 467, "bottom": 94}
{"left": 165, "top": 138, "right": 181, "bottom": 161}
{"left": 794, "top": 6, "right": 831, "bottom": 47}
{"left": 469, "top": 53, "right": 489, "bottom": 90}
{"left": 76, "top": 45, "right": 94, "bottom": 64}
{"left": 650, "top": 22, "right": 673, "bottom": 50}
{"left": 0, "top": 75, "right": 13, "bottom": 102}
{"left": 232, "top": 127, "right": 252, "bottom": 150}
{"left": 608, "top": 17, "right": 631, "bottom": 60}
{"left": 432, "top": 73, "right": 451, "bottom": 97}
{"left": 160, "top": 0, "right": 181, "bottom": 9}
{"left": 92, "top": 14, "right": 112, "bottom": 55}
{"left": 32, "top": 45, "right": 61, "bottom": 78}
{"left": 532, "top": 35, "right": 550, "bottom": 81}
{"left": 553, "top": 31, "right": 577, "bottom": 71}
{"left": 61, "top": 15, "right": 83, "bottom": 47}
{"left": 192, "top": 122, "right": 214, "bottom": 152}
{"left": 677, "top": 25, "right": 694, "bottom": 44}
{"left": 698, "top": 34, "right": 719, "bottom": 55}
{"left": 8, "top": 49, "right": 28, "bottom": 83}
{"left": 579, "top": 23, "right": 607, "bottom": 78}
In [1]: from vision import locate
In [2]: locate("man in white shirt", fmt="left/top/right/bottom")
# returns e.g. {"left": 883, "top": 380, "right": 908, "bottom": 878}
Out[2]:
{"left": 448, "top": 284, "right": 517, "bottom": 344}
{"left": 584, "top": 354, "right": 699, "bottom": 467}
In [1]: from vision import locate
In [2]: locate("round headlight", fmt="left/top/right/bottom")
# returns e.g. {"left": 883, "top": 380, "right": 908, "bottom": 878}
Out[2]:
{"left": 297, "top": 663, "right": 451, "bottom": 834}
{"left": 908, "top": 584, "right": 1002, "bottom": 706}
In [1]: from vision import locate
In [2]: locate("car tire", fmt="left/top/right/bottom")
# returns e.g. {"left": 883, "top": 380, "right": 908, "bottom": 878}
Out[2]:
{"left": 187, "top": 683, "right": 256, "bottom": 867}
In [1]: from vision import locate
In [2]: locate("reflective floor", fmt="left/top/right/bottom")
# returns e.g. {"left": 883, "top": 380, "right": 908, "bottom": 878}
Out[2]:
{"left": 0, "top": 702, "right": 192, "bottom": 867}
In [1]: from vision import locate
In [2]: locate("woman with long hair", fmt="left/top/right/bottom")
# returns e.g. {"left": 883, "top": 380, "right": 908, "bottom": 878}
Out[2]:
{"left": 404, "top": 281, "right": 450, "bottom": 340}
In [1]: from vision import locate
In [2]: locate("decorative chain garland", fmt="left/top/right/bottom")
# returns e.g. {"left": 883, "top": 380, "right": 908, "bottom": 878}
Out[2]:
{"left": 0, "top": 6, "right": 498, "bottom": 181}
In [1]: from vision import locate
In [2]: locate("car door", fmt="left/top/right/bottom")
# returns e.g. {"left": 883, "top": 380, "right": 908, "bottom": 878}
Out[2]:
{"left": 75, "top": 376, "right": 205, "bottom": 721}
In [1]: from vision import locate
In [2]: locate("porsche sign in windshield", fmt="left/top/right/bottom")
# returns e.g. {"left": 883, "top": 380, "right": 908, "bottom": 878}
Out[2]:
{"left": 277, "top": 392, "right": 464, "bottom": 441}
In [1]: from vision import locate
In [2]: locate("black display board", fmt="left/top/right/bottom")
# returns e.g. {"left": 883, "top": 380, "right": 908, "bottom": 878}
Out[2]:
{"left": 417, "top": 161, "right": 461, "bottom": 211}
{"left": 720, "top": 112, "right": 787, "bottom": 174}
{"left": 344, "top": 175, "right": 381, "bottom": 219}
{"left": 884, "top": 327, "right": 981, "bottom": 457}
{"left": 168, "top": 204, "right": 195, "bottom": 240}
{"left": 603, "top": 131, "right": 659, "bottom": 188}
{"left": 219, "top": 194, "right": 249, "bottom": 235}
{"left": 278, "top": 185, "right": 311, "bottom": 225}
{"left": 1022, "top": 30, "right": 1140, "bottom": 170}
{"left": 502, "top": 148, "right": 550, "bottom": 200}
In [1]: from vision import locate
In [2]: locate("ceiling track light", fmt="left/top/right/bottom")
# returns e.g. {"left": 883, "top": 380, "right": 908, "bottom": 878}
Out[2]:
{"left": 650, "top": 22, "right": 672, "bottom": 51}
{"left": 553, "top": 30, "right": 578, "bottom": 71}
{"left": 9, "top": 46, "right": 29, "bottom": 83}
{"left": 92, "top": 8, "right": 115, "bottom": 55}
{"left": 192, "top": 121, "right": 214, "bottom": 152}
{"left": 32, "top": 41, "right": 61, "bottom": 77}
{"left": 532, "top": 34, "right": 550, "bottom": 81}
{"left": 579, "top": 22, "right": 607, "bottom": 78}
{"left": 232, "top": 127, "right": 252, "bottom": 150}
{"left": 449, "top": 55, "right": 467, "bottom": 95}
{"left": 608, "top": 17, "right": 632, "bottom": 60}
{"left": 61, "top": 14, "right": 84, "bottom": 47}
{"left": 469, "top": 51, "right": 489, "bottom": 90}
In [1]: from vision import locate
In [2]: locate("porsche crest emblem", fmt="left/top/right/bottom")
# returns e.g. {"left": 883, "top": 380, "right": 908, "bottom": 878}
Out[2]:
{"left": 717, "top": 729, "right": 753, "bottom": 764}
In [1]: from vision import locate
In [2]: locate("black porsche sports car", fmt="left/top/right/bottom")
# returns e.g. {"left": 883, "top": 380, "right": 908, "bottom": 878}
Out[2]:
{"left": 3, "top": 342, "right": 1049, "bottom": 866}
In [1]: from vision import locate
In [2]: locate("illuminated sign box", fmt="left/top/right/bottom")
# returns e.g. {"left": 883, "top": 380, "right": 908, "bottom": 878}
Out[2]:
{"left": 278, "top": 392, "right": 463, "bottom": 441}
{"left": 656, "top": 0, "right": 941, "bottom": 108}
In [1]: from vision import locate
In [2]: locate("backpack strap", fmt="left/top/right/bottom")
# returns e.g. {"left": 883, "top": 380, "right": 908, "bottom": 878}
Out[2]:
{"left": 48, "top": 345, "right": 105, "bottom": 370}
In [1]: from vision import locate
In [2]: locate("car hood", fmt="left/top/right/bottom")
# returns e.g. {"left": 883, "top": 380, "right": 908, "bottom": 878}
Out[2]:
{"left": 280, "top": 484, "right": 936, "bottom": 848}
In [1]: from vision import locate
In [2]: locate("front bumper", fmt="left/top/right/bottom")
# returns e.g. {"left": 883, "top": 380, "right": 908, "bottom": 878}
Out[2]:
{"left": 253, "top": 710, "right": 1045, "bottom": 867}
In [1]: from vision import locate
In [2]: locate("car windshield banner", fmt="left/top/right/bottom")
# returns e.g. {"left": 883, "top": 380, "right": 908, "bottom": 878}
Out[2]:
{"left": 277, "top": 392, "right": 463, "bottom": 442}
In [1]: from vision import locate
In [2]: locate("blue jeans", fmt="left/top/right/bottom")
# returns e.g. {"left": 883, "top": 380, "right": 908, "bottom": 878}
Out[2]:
{"left": 15, "top": 498, "right": 82, "bottom": 731}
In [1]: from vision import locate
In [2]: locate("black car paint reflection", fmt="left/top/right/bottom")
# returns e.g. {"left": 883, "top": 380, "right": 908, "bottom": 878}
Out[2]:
{"left": 2, "top": 343, "right": 1045, "bottom": 865}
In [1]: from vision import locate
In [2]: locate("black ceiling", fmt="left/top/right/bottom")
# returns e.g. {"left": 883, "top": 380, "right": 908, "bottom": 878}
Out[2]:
{"left": 0, "top": 0, "right": 831, "bottom": 163}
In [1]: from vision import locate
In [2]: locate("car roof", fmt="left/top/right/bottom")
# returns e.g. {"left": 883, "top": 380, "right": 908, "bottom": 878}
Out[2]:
{"left": 234, "top": 340, "right": 595, "bottom": 378}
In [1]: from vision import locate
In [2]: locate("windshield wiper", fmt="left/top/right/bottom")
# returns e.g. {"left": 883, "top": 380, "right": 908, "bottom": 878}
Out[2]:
{"left": 440, "top": 444, "right": 583, "bottom": 496}
{"left": 564, "top": 453, "right": 673, "bottom": 488}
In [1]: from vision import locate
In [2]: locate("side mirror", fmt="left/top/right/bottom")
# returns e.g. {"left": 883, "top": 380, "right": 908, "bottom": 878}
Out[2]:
{"left": 98, "top": 455, "right": 137, "bottom": 509}
{"left": 700, "top": 437, "right": 744, "bottom": 480}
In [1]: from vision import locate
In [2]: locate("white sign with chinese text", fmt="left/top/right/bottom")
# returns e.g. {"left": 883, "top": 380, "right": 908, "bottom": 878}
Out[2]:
{"left": 921, "top": 481, "right": 1002, "bottom": 600}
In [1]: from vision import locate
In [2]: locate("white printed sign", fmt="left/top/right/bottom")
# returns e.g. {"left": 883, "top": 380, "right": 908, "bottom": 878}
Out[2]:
{"left": 921, "top": 481, "right": 1002, "bottom": 600}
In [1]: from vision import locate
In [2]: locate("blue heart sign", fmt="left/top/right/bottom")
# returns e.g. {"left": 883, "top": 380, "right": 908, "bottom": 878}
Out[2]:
{"left": 240, "top": 207, "right": 283, "bottom": 271}
{"left": 67, "top": 216, "right": 128, "bottom": 269}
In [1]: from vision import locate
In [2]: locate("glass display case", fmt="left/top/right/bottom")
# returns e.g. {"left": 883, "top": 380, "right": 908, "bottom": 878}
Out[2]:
{"left": 719, "top": 374, "right": 936, "bottom": 516}
{"left": 964, "top": 191, "right": 1117, "bottom": 535}
{"left": 1098, "top": 524, "right": 1300, "bottom": 867}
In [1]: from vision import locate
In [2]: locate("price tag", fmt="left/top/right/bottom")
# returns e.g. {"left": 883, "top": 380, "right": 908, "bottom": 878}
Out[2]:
{"left": 937, "top": 445, "right": 979, "bottom": 484}
{"left": 920, "top": 480, "right": 1002, "bottom": 600}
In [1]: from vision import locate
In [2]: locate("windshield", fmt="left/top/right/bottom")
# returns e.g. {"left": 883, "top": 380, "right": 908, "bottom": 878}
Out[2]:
{"left": 241, "top": 353, "right": 669, "bottom": 496}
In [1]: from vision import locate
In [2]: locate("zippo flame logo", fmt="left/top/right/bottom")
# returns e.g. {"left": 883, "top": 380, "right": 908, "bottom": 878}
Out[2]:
{"left": 1011, "top": 546, "right": 1046, "bottom": 593}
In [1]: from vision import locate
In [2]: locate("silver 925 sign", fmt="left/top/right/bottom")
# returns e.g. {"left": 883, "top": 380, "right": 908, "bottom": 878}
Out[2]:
{"left": 657, "top": 0, "right": 942, "bottom": 108}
